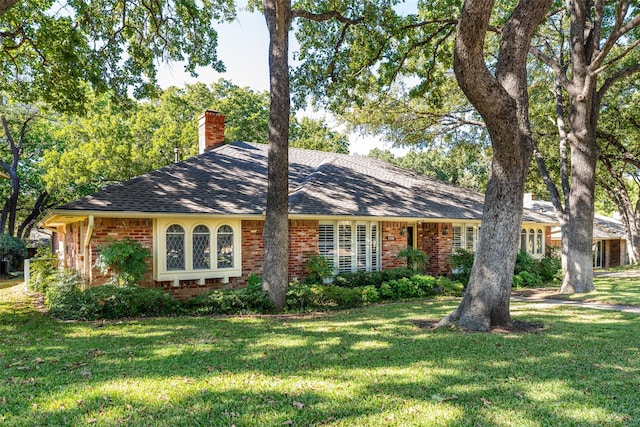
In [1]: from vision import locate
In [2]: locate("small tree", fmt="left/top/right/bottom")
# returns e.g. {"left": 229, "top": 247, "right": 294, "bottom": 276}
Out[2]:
{"left": 94, "top": 238, "right": 151, "bottom": 286}
{"left": 0, "top": 233, "right": 26, "bottom": 272}
{"left": 397, "top": 247, "right": 428, "bottom": 272}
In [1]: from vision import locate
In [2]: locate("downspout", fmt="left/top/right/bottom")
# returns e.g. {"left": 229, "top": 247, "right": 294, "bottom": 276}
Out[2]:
{"left": 83, "top": 215, "right": 94, "bottom": 289}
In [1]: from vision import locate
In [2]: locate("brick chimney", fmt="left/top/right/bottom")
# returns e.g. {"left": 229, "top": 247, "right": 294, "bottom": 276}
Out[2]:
{"left": 198, "top": 110, "right": 225, "bottom": 154}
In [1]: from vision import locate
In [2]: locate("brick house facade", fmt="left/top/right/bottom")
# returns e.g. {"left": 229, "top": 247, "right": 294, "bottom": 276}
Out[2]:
{"left": 45, "top": 111, "right": 560, "bottom": 298}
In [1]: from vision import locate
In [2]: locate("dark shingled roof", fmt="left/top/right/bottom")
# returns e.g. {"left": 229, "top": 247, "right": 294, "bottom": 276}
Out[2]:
{"left": 54, "top": 141, "right": 555, "bottom": 223}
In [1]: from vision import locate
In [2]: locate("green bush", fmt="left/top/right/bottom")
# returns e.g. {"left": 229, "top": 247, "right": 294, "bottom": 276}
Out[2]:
{"left": 378, "top": 282, "right": 395, "bottom": 300}
{"left": 28, "top": 247, "right": 58, "bottom": 293}
{"left": 45, "top": 270, "right": 87, "bottom": 320}
{"left": 333, "top": 268, "right": 416, "bottom": 289}
{"left": 449, "top": 248, "right": 475, "bottom": 286}
{"left": 84, "top": 285, "right": 178, "bottom": 319}
{"left": 94, "top": 238, "right": 151, "bottom": 286}
{"left": 397, "top": 246, "right": 428, "bottom": 271}
{"left": 286, "top": 280, "right": 320, "bottom": 311}
{"left": 305, "top": 254, "right": 334, "bottom": 283}
{"left": 184, "top": 275, "right": 273, "bottom": 315}
{"left": 513, "top": 271, "right": 544, "bottom": 288}
{"left": 359, "top": 285, "right": 380, "bottom": 304}
{"left": 0, "top": 234, "right": 27, "bottom": 271}
{"left": 435, "top": 276, "right": 464, "bottom": 296}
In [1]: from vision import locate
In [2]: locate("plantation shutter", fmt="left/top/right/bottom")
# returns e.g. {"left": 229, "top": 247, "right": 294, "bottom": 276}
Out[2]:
{"left": 356, "top": 224, "right": 367, "bottom": 271}
{"left": 318, "top": 224, "right": 335, "bottom": 267}
{"left": 370, "top": 224, "right": 379, "bottom": 271}
{"left": 338, "top": 223, "right": 352, "bottom": 273}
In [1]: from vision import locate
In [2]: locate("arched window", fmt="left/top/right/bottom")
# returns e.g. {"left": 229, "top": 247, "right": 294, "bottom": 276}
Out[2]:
{"left": 192, "top": 225, "right": 210, "bottom": 270}
{"left": 536, "top": 229, "right": 544, "bottom": 254}
{"left": 217, "top": 225, "right": 234, "bottom": 268}
{"left": 528, "top": 228, "right": 535, "bottom": 253}
{"left": 166, "top": 225, "right": 185, "bottom": 271}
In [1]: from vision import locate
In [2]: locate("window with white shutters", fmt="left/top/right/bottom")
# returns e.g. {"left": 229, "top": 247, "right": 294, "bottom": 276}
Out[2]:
{"left": 451, "top": 224, "right": 478, "bottom": 253}
{"left": 318, "top": 224, "right": 335, "bottom": 267}
{"left": 452, "top": 226, "right": 462, "bottom": 250}
{"left": 319, "top": 221, "right": 380, "bottom": 273}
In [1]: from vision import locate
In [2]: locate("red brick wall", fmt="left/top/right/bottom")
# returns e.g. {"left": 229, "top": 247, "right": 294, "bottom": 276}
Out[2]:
{"left": 288, "top": 220, "right": 319, "bottom": 281}
{"left": 420, "top": 222, "right": 453, "bottom": 277}
{"left": 241, "top": 220, "right": 265, "bottom": 283}
{"left": 381, "top": 221, "right": 408, "bottom": 269}
{"left": 89, "top": 218, "right": 154, "bottom": 286}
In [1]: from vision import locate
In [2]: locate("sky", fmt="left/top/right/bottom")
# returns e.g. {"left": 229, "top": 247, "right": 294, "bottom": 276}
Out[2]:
{"left": 155, "top": 6, "right": 403, "bottom": 156}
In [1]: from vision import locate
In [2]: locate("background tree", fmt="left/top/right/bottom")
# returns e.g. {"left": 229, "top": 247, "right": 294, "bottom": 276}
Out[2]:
{"left": 1, "top": 0, "right": 236, "bottom": 113}
{"left": 530, "top": 1, "right": 640, "bottom": 292}
{"left": 597, "top": 85, "right": 640, "bottom": 263}
{"left": 369, "top": 142, "right": 491, "bottom": 192}
{"left": 0, "top": 102, "right": 61, "bottom": 239}
{"left": 42, "top": 81, "right": 348, "bottom": 204}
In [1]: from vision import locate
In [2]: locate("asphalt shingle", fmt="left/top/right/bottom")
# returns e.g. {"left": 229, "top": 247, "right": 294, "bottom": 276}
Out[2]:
{"left": 55, "top": 141, "right": 556, "bottom": 223}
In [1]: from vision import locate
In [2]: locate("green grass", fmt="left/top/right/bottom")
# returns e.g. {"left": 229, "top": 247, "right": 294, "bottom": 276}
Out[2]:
{"left": 0, "top": 273, "right": 24, "bottom": 290}
{"left": 553, "top": 274, "right": 640, "bottom": 307}
{"left": 1, "top": 283, "right": 640, "bottom": 426}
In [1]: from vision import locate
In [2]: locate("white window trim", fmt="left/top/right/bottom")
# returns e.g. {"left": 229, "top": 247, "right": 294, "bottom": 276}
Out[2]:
{"left": 520, "top": 226, "right": 546, "bottom": 259}
{"left": 451, "top": 223, "right": 479, "bottom": 252}
{"left": 155, "top": 218, "right": 242, "bottom": 285}
{"left": 319, "top": 220, "right": 380, "bottom": 274}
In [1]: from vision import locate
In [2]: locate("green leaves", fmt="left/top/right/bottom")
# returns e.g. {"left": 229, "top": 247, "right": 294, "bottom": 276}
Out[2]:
{"left": 0, "top": 0, "right": 237, "bottom": 113}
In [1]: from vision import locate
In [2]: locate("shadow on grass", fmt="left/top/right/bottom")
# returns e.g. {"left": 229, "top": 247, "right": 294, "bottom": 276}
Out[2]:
{"left": 1, "top": 291, "right": 639, "bottom": 426}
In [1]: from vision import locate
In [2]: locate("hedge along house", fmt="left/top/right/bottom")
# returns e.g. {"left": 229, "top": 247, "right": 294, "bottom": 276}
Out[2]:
{"left": 42, "top": 110, "right": 558, "bottom": 298}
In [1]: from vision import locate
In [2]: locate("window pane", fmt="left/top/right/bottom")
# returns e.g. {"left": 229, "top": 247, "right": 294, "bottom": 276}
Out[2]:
{"left": 520, "top": 229, "right": 527, "bottom": 253}
{"left": 356, "top": 224, "right": 367, "bottom": 271}
{"left": 528, "top": 228, "right": 535, "bottom": 253}
{"left": 319, "top": 224, "right": 335, "bottom": 267}
{"left": 465, "top": 226, "right": 475, "bottom": 251}
{"left": 166, "top": 224, "right": 185, "bottom": 271}
{"left": 338, "top": 223, "right": 352, "bottom": 273}
{"left": 452, "top": 226, "right": 462, "bottom": 250}
{"left": 193, "top": 225, "right": 210, "bottom": 270}
{"left": 217, "top": 225, "right": 234, "bottom": 268}
{"left": 370, "top": 224, "right": 379, "bottom": 271}
{"left": 536, "top": 229, "right": 543, "bottom": 254}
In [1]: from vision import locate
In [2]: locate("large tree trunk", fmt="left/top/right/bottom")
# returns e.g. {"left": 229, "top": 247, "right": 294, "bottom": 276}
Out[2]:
{"left": 438, "top": 0, "right": 552, "bottom": 331}
{"left": 262, "top": 0, "right": 291, "bottom": 311}
{"left": 561, "top": 136, "right": 598, "bottom": 292}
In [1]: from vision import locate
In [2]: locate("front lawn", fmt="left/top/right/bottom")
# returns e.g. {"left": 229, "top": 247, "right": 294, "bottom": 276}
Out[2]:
{"left": 1, "top": 284, "right": 639, "bottom": 426}
{"left": 563, "top": 274, "right": 640, "bottom": 307}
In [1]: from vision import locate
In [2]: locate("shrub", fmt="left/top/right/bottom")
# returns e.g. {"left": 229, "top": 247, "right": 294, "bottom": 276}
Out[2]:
{"left": 513, "top": 271, "right": 543, "bottom": 288}
{"left": 85, "top": 285, "right": 178, "bottom": 319}
{"left": 333, "top": 268, "right": 415, "bottom": 289}
{"left": 28, "top": 247, "right": 58, "bottom": 293}
{"left": 359, "top": 285, "right": 380, "bottom": 304}
{"left": 0, "top": 234, "right": 27, "bottom": 271}
{"left": 45, "top": 270, "right": 87, "bottom": 320}
{"left": 514, "top": 251, "right": 535, "bottom": 274}
{"left": 449, "top": 248, "right": 475, "bottom": 286}
{"left": 184, "top": 275, "right": 273, "bottom": 315}
{"left": 397, "top": 247, "right": 428, "bottom": 271}
{"left": 285, "top": 280, "right": 319, "bottom": 311}
{"left": 305, "top": 254, "right": 334, "bottom": 283}
{"left": 435, "top": 276, "right": 464, "bottom": 296}
{"left": 94, "top": 238, "right": 151, "bottom": 286}
{"left": 320, "top": 285, "right": 363, "bottom": 307}
{"left": 378, "top": 283, "right": 395, "bottom": 300}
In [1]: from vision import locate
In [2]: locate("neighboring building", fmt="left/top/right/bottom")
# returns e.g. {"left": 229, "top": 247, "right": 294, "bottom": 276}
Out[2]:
{"left": 524, "top": 195, "right": 629, "bottom": 268}
{"left": 42, "top": 111, "right": 557, "bottom": 298}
